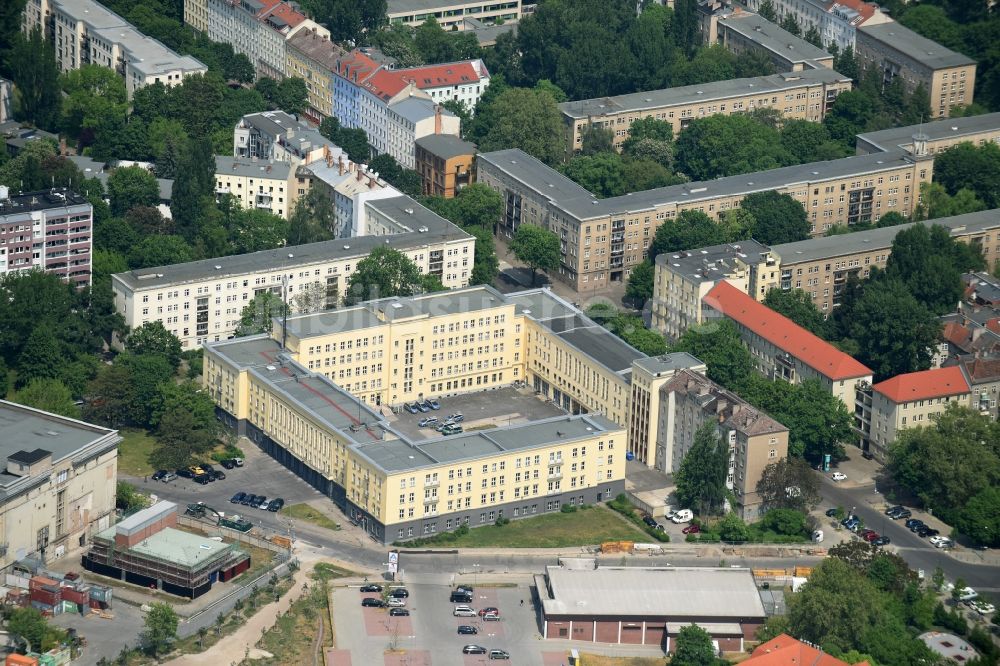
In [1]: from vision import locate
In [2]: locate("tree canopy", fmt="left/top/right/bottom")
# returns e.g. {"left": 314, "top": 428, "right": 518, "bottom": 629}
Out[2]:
{"left": 675, "top": 422, "right": 730, "bottom": 515}
{"left": 739, "top": 192, "right": 811, "bottom": 245}
{"left": 345, "top": 246, "right": 434, "bottom": 305}
{"left": 509, "top": 224, "right": 561, "bottom": 286}
{"left": 469, "top": 85, "right": 566, "bottom": 165}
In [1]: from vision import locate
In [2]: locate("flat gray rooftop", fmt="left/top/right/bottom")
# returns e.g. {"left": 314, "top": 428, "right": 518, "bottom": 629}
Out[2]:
{"left": 632, "top": 352, "right": 705, "bottom": 375}
{"left": 354, "top": 413, "right": 622, "bottom": 473}
{"left": 655, "top": 239, "right": 772, "bottom": 285}
{"left": 214, "top": 156, "right": 292, "bottom": 180}
{"left": 113, "top": 196, "right": 469, "bottom": 291}
{"left": 772, "top": 209, "right": 1000, "bottom": 265}
{"left": 540, "top": 566, "right": 766, "bottom": 618}
{"left": 558, "top": 69, "right": 848, "bottom": 120}
{"left": 718, "top": 13, "right": 831, "bottom": 64}
{"left": 97, "top": 525, "right": 234, "bottom": 569}
{"left": 478, "top": 148, "right": 918, "bottom": 221}
{"left": 0, "top": 401, "right": 116, "bottom": 468}
{"left": 859, "top": 23, "right": 975, "bottom": 69}
{"left": 855, "top": 112, "right": 1000, "bottom": 153}
{"left": 415, "top": 134, "right": 476, "bottom": 159}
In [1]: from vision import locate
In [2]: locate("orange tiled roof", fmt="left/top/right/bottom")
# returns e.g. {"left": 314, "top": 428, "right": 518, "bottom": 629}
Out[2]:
{"left": 745, "top": 634, "right": 867, "bottom": 666}
{"left": 703, "top": 281, "right": 873, "bottom": 381}
{"left": 872, "top": 366, "right": 970, "bottom": 404}
{"left": 943, "top": 321, "right": 972, "bottom": 347}
{"left": 827, "top": 0, "right": 877, "bottom": 24}
{"left": 396, "top": 62, "right": 482, "bottom": 89}
{"left": 987, "top": 319, "right": 1000, "bottom": 335}
{"left": 335, "top": 50, "right": 380, "bottom": 83}
{"left": 265, "top": 2, "right": 306, "bottom": 28}
{"left": 361, "top": 69, "right": 408, "bottom": 102}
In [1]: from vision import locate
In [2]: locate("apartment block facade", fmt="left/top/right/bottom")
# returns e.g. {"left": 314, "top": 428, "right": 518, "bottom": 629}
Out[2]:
{"left": 24, "top": 0, "right": 206, "bottom": 98}
{"left": 234, "top": 110, "right": 333, "bottom": 165}
{"left": 302, "top": 157, "right": 401, "bottom": 238}
{"left": 856, "top": 367, "right": 971, "bottom": 459}
{"left": 111, "top": 196, "right": 475, "bottom": 350}
{"left": 0, "top": 401, "right": 119, "bottom": 570}
{"left": 650, "top": 240, "right": 778, "bottom": 342}
{"left": 203, "top": 286, "right": 634, "bottom": 542}
{"left": 414, "top": 134, "right": 477, "bottom": 198}
{"left": 559, "top": 68, "right": 851, "bottom": 153}
{"left": 476, "top": 144, "right": 932, "bottom": 294}
{"left": 702, "top": 281, "right": 873, "bottom": 408}
{"left": 387, "top": 0, "right": 522, "bottom": 31}
{"left": 214, "top": 156, "right": 297, "bottom": 219}
{"left": 741, "top": 0, "right": 891, "bottom": 52}
{"left": 655, "top": 369, "right": 789, "bottom": 518}
{"left": 0, "top": 187, "right": 92, "bottom": 288}
{"left": 285, "top": 29, "right": 345, "bottom": 123}
{"left": 856, "top": 23, "right": 975, "bottom": 119}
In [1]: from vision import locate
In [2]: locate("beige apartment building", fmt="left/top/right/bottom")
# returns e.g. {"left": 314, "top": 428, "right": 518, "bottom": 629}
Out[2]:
{"left": 203, "top": 286, "right": 633, "bottom": 542}
{"left": 477, "top": 144, "right": 932, "bottom": 294}
{"left": 387, "top": 0, "right": 521, "bottom": 31}
{"left": 856, "top": 366, "right": 971, "bottom": 459}
{"left": 702, "top": 9, "right": 835, "bottom": 73}
{"left": 285, "top": 29, "right": 344, "bottom": 123}
{"left": 856, "top": 23, "right": 976, "bottom": 119}
{"left": 214, "top": 156, "right": 297, "bottom": 219}
{"left": 650, "top": 240, "right": 779, "bottom": 342}
{"left": 655, "top": 370, "right": 789, "bottom": 519}
{"left": 702, "top": 281, "right": 873, "bottom": 408}
{"left": 0, "top": 401, "right": 119, "bottom": 569}
{"left": 112, "top": 196, "right": 475, "bottom": 350}
{"left": 626, "top": 354, "right": 708, "bottom": 467}
{"left": 770, "top": 209, "right": 1000, "bottom": 312}
{"left": 559, "top": 68, "right": 851, "bottom": 153}
{"left": 855, "top": 111, "right": 1000, "bottom": 155}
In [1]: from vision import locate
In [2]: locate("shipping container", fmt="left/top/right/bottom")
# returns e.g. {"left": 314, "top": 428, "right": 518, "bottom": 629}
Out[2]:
{"left": 28, "top": 577, "right": 58, "bottom": 592}
{"left": 5, "top": 654, "right": 39, "bottom": 666}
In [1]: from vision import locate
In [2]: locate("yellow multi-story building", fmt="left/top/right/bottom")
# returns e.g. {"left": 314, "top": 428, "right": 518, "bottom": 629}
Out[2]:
{"left": 855, "top": 111, "right": 1000, "bottom": 155}
{"left": 203, "top": 285, "right": 637, "bottom": 542}
{"left": 214, "top": 156, "right": 297, "bottom": 219}
{"left": 285, "top": 29, "right": 344, "bottom": 124}
{"left": 559, "top": 68, "right": 850, "bottom": 153}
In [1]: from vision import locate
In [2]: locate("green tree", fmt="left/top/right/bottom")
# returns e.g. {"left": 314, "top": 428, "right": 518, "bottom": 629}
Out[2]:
{"left": 152, "top": 381, "right": 220, "bottom": 436}
{"left": 756, "top": 457, "right": 821, "bottom": 512}
{"left": 170, "top": 138, "right": 214, "bottom": 241}
{"left": 60, "top": 65, "right": 128, "bottom": 144}
{"left": 779, "top": 13, "right": 802, "bottom": 36}
{"left": 128, "top": 235, "right": 193, "bottom": 270}
{"left": 0, "top": 357, "right": 9, "bottom": 398}
{"left": 82, "top": 364, "right": 143, "bottom": 427}
{"left": 916, "top": 182, "right": 987, "bottom": 220}
{"left": 717, "top": 512, "right": 751, "bottom": 542}
{"left": 126, "top": 321, "right": 183, "bottom": 370}
{"left": 155, "top": 133, "right": 186, "bottom": 179}
{"left": 579, "top": 125, "right": 615, "bottom": 155}
{"left": 759, "top": 508, "right": 808, "bottom": 537}
{"left": 823, "top": 89, "right": 874, "bottom": 145}
{"left": 467, "top": 226, "right": 500, "bottom": 285}
{"left": 649, "top": 210, "right": 741, "bottom": 260}
{"left": 607, "top": 314, "right": 667, "bottom": 355}
{"left": 955, "top": 487, "right": 1000, "bottom": 547}
{"left": 446, "top": 183, "right": 504, "bottom": 228}
{"left": 118, "top": 352, "right": 175, "bottom": 427}
{"left": 116, "top": 481, "right": 150, "bottom": 513}
{"left": 804, "top": 25, "right": 823, "bottom": 48}
{"left": 625, "top": 260, "right": 654, "bottom": 305}
{"left": 675, "top": 422, "right": 730, "bottom": 516}
{"left": 509, "top": 224, "right": 561, "bottom": 286}
{"left": 746, "top": 377, "right": 855, "bottom": 461}
{"left": 107, "top": 166, "right": 160, "bottom": 217}
{"left": 675, "top": 114, "right": 790, "bottom": 181}
{"left": 672, "top": 320, "right": 755, "bottom": 389}
{"left": 930, "top": 141, "right": 1000, "bottom": 209}
{"left": 142, "top": 602, "right": 178, "bottom": 656}
{"left": 740, "top": 191, "right": 811, "bottom": 244}
{"left": 288, "top": 189, "right": 335, "bottom": 245}
{"left": 758, "top": 0, "right": 777, "bottom": 21}
{"left": 237, "top": 291, "right": 286, "bottom": 336}
{"left": 885, "top": 223, "right": 982, "bottom": 315}
{"left": 9, "top": 28, "right": 61, "bottom": 130}
{"left": 152, "top": 402, "right": 221, "bottom": 469}
{"left": 17, "top": 328, "right": 64, "bottom": 388}
{"left": 621, "top": 116, "right": 674, "bottom": 153}
{"left": 345, "top": 246, "right": 427, "bottom": 305}
{"left": 671, "top": 624, "right": 722, "bottom": 665}
{"left": 9, "top": 378, "right": 80, "bottom": 418}
{"left": 780, "top": 119, "right": 847, "bottom": 163}
{"left": 276, "top": 77, "right": 308, "bottom": 114}
{"left": 470, "top": 87, "right": 566, "bottom": 165}
{"left": 876, "top": 211, "right": 906, "bottom": 228}
{"left": 560, "top": 153, "right": 626, "bottom": 197}
{"left": 8, "top": 607, "right": 65, "bottom": 653}
{"left": 763, "top": 288, "right": 828, "bottom": 338}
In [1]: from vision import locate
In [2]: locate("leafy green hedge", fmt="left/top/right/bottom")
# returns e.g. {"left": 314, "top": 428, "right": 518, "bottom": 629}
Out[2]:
{"left": 608, "top": 494, "right": 670, "bottom": 543}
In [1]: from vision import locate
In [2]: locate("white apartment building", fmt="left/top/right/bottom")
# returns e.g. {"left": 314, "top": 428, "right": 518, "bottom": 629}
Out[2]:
{"left": 303, "top": 157, "right": 402, "bottom": 237}
{"left": 234, "top": 110, "right": 333, "bottom": 166}
{"left": 112, "top": 196, "right": 476, "bottom": 349}
{"left": 395, "top": 59, "right": 492, "bottom": 112}
{"left": 214, "top": 156, "right": 297, "bottom": 219}
{"left": 741, "top": 0, "right": 891, "bottom": 52}
{"left": 23, "top": 0, "right": 206, "bottom": 98}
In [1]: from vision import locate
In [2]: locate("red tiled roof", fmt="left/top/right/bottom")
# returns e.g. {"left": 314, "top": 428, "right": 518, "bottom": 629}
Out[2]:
{"left": 703, "top": 281, "right": 873, "bottom": 381}
{"left": 827, "top": 0, "right": 877, "bottom": 24}
{"left": 872, "top": 366, "right": 970, "bottom": 404}
{"left": 964, "top": 357, "right": 1000, "bottom": 381}
{"left": 396, "top": 62, "right": 481, "bottom": 89}
{"left": 335, "top": 50, "right": 380, "bottom": 83}
{"left": 745, "top": 634, "right": 866, "bottom": 666}
{"left": 266, "top": 2, "right": 306, "bottom": 28}
{"left": 361, "top": 69, "right": 408, "bottom": 102}
{"left": 943, "top": 321, "right": 972, "bottom": 347}
{"left": 987, "top": 319, "right": 1000, "bottom": 335}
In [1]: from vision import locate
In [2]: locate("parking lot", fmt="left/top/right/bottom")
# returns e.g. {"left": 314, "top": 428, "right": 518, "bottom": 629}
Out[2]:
{"left": 389, "top": 387, "right": 566, "bottom": 441}
{"left": 332, "top": 576, "right": 626, "bottom": 666}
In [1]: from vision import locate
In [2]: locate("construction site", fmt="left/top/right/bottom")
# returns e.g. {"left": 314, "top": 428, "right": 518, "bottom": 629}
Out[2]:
{"left": 82, "top": 501, "right": 251, "bottom": 599}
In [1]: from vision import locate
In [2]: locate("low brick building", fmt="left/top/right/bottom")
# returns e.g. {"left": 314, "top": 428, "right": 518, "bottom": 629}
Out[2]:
{"left": 534, "top": 563, "right": 766, "bottom": 651}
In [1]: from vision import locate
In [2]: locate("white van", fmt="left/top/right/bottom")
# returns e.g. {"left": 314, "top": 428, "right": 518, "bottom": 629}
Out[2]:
{"left": 812, "top": 529, "right": 824, "bottom": 543}
{"left": 453, "top": 605, "right": 477, "bottom": 617}
{"left": 671, "top": 509, "right": 693, "bottom": 524}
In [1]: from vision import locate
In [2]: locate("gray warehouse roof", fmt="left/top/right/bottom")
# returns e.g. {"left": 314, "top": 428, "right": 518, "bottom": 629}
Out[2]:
{"left": 859, "top": 23, "right": 975, "bottom": 70}
{"left": 772, "top": 209, "right": 1000, "bottom": 265}
{"left": 540, "top": 566, "right": 766, "bottom": 618}
{"left": 558, "top": 68, "right": 849, "bottom": 120}
{"left": 718, "top": 13, "right": 831, "bottom": 65}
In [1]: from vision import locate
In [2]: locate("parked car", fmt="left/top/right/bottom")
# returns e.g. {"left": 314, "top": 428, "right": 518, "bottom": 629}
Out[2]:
{"left": 442, "top": 425, "right": 463, "bottom": 435}
{"left": 231, "top": 457, "right": 244, "bottom": 467}
{"left": 211, "top": 470, "right": 226, "bottom": 481}
{"left": 642, "top": 515, "right": 658, "bottom": 529}
{"left": 255, "top": 496, "right": 268, "bottom": 509}
{"left": 482, "top": 613, "right": 501, "bottom": 621}
{"left": 457, "top": 625, "right": 478, "bottom": 635}
{"left": 462, "top": 646, "right": 487, "bottom": 655}
{"left": 873, "top": 536, "right": 891, "bottom": 547}
{"left": 241, "top": 494, "right": 257, "bottom": 506}
{"left": 862, "top": 530, "right": 880, "bottom": 542}
{"left": 447, "top": 413, "right": 464, "bottom": 423}
{"left": 489, "top": 650, "right": 510, "bottom": 660}
{"left": 861, "top": 450, "right": 875, "bottom": 460}
{"left": 419, "top": 417, "right": 438, "bottom": 427}
{"left": 389, "top": 588, "right": 409, "bottom": 598}
{"left": 952, "top": 585, "right": 978, "bottom": 601}
{"left": 267, "top": 498, "right": 284, "bottom": 512}
{"left": 884, "top": 505, "right": 905, "bottom": 516}
{"left": 931, "top": 536, "right": 955, "bottom": 549}
{"left": 825, "top": 508, "right": 839, "bottom": 517}
{"left": 682, "top": 524, "right": 701, "bottom": 534}
{"left": 231, "top": 492, "right": 247, "bottom": 504}
{"left": 450, "top": 591, "right": 473, "bottom": 603}
{"left": 194, "top": 474, "right": 211, "bottom": 485}
{"left": 904, "top": 518, "right": 924, "bottom": 530}
{"left": 455, "top": 585, "right": 474, "bottom": 594}
{"left": 968, "top": 600, "right": 995, "bottom": 615}
{"left": 831, "top": 472, "right": 848, "bottom": 481}
{"left": 387, "top": 597, "right": 406, "bottom": 608}
{"left": 360, "top": 584, "right": 383, "bottom": 593}
{"left": 671, "top": 509, "right": 693, "bottom": 524}
{"left": 428, "top": 398, "right": 440, "bottom": 410}
{"left": 908, "top": 521, "right": 928, "bottom": 533}
{"left": 361, "top": 598, "right": 385, "bottom": 607}
{"left": 176, "top": 468, "right": 194, "bottom": 479}
{"left": 188, "top": 465, "right": 205, "bottom": 476}
{"left": 220, "top": 459, "right": 236, "bottom": 469}
{"left": 416, "top": 401, "right": 430, "bottom": 413}
{"left": 151, "top": 470, "right": 168, "bottom": 481}
{"left": 891, "top": 508, "right": 912, "bottom": 520}
{"left": 917, "top": 526, "right": 940, "bottom": 538}
{"left": 389, "top": 608, "right": 409, "bottom": 616}
{"left": 161, "top": 472, "right": 177, "bottom": 482}
{"left": 453, "top": 605, "right": 476, "bottom": 617}
{"left": 404, "top": 403, "right": 419, "bottom": 414}
{"left": 478, "top": 607, "right": 499, "bottom": 618}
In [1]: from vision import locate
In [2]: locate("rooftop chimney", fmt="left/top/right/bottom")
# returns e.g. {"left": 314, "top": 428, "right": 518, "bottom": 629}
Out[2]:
{"left": 435, "top": 105, "right": 442, "bottom": 134}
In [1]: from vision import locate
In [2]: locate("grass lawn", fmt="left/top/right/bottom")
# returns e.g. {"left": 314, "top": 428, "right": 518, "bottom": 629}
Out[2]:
{"left": 405, "top": 505, "right": 647, "bottom": 548}
{"left": 280, "top": 503, "right": 340, "bottom": 531}
{"left": 580, "top": 656, "right": 667, "bottom": 666}
{"left": 256, "top": 576, "right": 341, "bottom": 665}
{"left": 117, "top": 429, "right": 158, "bottom": 477}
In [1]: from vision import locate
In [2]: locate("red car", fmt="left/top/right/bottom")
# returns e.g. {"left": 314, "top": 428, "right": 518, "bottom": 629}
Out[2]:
{"left": 862, "top": 530, "right": 879, "bottom": 542}
{"left": 478, "top": 607, "right": 499, "bottom": 618}
{"left": 682, "top": 524, "right": 701, "bottom": 534}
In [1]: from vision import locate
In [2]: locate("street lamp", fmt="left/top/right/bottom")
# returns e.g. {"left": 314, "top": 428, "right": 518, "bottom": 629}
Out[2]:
{"left": 473, "top": 563, "right": 480, "bottom": 588}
